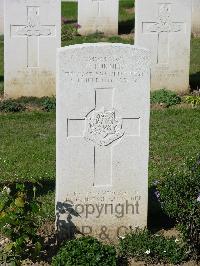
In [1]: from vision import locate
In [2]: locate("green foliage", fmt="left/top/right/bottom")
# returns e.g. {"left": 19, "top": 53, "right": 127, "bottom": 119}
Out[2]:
{"left": 15, "top": 96, "right": 46, "bottom": 106}
{"left": 184, "top": 95, "right": 200, "bottom": 107}
{"left": 157, "top": 156, "right": 200, "bottom": 258}
{"left": 0, "top": 183, "right": 42, "bottom": 264}
{"left": 0, "top": 99, "right": 25, "bottom": 113}
{"left": 151, "top": 89, "right": 181, "bottom": 107}
{"left": 119, "top": 229, "right": 189, "bottom": 265}
{"left": 41, "top": 97, "right": 56, "bottom": 112}
{"left": 61, "top": 24, "right": 79, "bottom": 42}
{"left": 0, "top": 112, "right": 56, "bottom": 182}
{"left": 52, "top": 236, "right": 117, "bottom": 266}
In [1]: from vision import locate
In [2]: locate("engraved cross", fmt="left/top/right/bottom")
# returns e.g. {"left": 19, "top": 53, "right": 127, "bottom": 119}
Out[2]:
{"left": 142, "top": 4, "right": 185, "bottom": 64}
{"left": 11, "top": 6, "right": 56, "bottom": 68}
{"left": 92, "top": 0, "right": 104, "bottom": 16}
{"left": 67, "top": 88, "right": 140, "bottom": 187}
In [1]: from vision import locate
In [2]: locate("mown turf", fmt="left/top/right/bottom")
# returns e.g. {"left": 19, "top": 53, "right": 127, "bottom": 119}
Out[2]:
{"left": 0, "top": 112, "right": 55, "bottom": 182}
{"left": 149, "top": 108, "right": 200, "bottom": 183}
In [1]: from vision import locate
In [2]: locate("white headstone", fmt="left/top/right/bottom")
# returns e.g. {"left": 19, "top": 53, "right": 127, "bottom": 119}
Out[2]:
{"left": 0, "top": 0, "right": 3, "bottom": 35}
{"left": 78, "top": 0, "right": 119, "bottom": 36}
{"left": 192, "top": 0, "right": 200, "bottom": 37}
{"left": 135, "top": 0, "right": 191, "bottom": 93}
{"left": 4, "top": 0, "right": 61, "bottom": 98}
{"left": 56, "top": 43, "right": 150, "bottom": 240}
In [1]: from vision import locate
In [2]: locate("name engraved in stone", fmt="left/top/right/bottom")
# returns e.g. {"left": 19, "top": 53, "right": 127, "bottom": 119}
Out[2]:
{"left": 65, "top": 54, "right": 149, "bottom": 84}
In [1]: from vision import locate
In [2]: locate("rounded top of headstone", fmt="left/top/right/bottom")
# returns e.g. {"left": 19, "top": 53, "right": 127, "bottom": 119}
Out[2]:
{"left": 58, "top": 43, "right": 150, "bottom": 55}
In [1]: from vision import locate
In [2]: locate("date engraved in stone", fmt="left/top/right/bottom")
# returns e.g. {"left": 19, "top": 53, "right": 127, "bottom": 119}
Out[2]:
{"left": 84, "top": 107, "right": 125, "bottom": 146}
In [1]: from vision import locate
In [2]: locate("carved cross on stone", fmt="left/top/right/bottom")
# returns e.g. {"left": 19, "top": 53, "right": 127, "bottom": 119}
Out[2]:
{"left": 11, "top": 6, "right": 55, "bottom": 68}
{"left": 67, "top": 88, "right": 140, "bottom": 187}
{"left": 92, "top": 0, "right": 105, "bottom": 16}
{"left": 142, "top": 3, "right": 185, "bottom": 64}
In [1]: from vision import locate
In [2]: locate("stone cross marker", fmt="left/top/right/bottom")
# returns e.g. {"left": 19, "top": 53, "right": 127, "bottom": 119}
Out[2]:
{"left": 56, "top": 43, "right": 150, "bottom": 240}
{"left": 135, "top": 0, "right": 191, "bottom": 93}
{"left": 4, "top": 0, "right": 61, "bottom": 98}
{"left": 78, "top": 0, "right": 119, "bottom": 36}
{"left": 192, "top": 0, "right": 200, "bottom": 37}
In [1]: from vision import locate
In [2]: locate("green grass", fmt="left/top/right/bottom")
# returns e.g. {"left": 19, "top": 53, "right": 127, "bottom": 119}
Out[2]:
{"left": 0, "top": 112, "right": 55, "bottom": 182}
{"left": 149, "top": 108, "right": 200, "bottom": 183}
{"left": 61, "top": 2, "right": 77, "bottom": 21}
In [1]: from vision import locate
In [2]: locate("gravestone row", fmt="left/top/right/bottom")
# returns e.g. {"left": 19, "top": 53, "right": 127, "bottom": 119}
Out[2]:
{"left": 1, "top": 0, "right": 199, "bottom": 37}
{"left": 3, "top": 0, "right": 192, "bottom": 98}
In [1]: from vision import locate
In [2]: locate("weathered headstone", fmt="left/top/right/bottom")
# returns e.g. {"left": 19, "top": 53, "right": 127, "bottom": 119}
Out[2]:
{"left": 56, "top": 43, "right": 150, "bottom": 240}
{"left": 4, "top": 0, "right": 61, "bottom": 98}
{"left": 135, "top": 0, "right": 191, "bottom": 93}
{"left": 78, "top": 0, "right": 119, "bottom": 36}
{"left": 0, "top": 0, "right": 3, "bottom": 35}
{"left": 192, "top": 0, "right": 200, "bottom": 37}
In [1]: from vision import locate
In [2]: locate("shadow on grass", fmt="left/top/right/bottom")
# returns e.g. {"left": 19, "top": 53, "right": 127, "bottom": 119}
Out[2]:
{"left": 190, "top": 71, "right": 200, "bottom": 91}
{"left": 119, "top": 19, "right": 135, "bottom": 35}
{"left": 148, "top": 186, "right": 175, "bottom": 232}
{"left": 0, "top": 75, "right": 4, "bottom": 82}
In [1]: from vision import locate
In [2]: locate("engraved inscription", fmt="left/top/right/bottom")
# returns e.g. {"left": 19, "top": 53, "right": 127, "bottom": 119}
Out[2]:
{"left": 142, "top": 4, "right": 185, "bottom": 64}
{"left": 84, "top": 107, "right": 125, "bottom": 147}
{"left": 65, "top": 51, "right": 149, "bottom": 84}
{"left": 11, "top": 6, "right": 56, "bottom": 68}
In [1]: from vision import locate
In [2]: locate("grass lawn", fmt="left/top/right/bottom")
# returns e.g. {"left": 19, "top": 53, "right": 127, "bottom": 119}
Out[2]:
{"left": 0, "top": 1, "right": 200, "bottom": 223}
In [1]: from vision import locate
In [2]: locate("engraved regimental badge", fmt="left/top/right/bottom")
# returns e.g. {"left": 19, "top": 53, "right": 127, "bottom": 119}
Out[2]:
{"left": 84, "top": 107, "right": 125, "bottom": 147}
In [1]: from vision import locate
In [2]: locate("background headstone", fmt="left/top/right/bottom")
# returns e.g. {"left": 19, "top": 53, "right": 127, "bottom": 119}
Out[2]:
{"left": 4, "top": 0, "right": 61, "bottom": 98}
{"left": 0, "top": 0, "right": 3, "bottom": 35}
{"left": 192, "top": 0, "right": 200, "bottom": 37}
{"left": 78, "top": 0, "right": 119, "bottom": 36}
{"left": 56, "top": 43, "right": 150, "bottom": 240}
{"left": 135, "top": 0, "right": 191, "bottom": 93}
